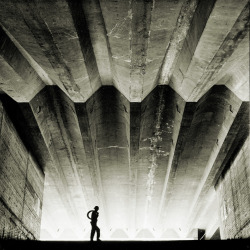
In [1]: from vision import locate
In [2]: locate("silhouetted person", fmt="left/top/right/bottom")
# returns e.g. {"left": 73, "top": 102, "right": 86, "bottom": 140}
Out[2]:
{"left": 87, "top": 206, "right": 101, "bottom": 241}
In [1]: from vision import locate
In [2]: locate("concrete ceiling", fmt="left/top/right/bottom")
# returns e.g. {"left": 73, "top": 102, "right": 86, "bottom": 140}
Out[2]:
{"left": 0, "top": 0, "right": 249, "bottom": 240}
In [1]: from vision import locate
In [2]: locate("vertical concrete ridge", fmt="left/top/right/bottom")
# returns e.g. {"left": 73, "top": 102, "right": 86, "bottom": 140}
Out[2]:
{"left": 130, "top": 0, "right": 153, "bottom": 101}
{"left": 67, "top": 0, "right": 102, "bottom": 91}
{"left": 188, "top": 1, "right": 250, "bottom": 101}
{"left": 160, "top": 102, "right": 196, "bottom": 229}
{"left": 85, "top": 86, "right": 130, "bottom": 230}
{"left": 184, "top": 100, "right": 249, "bottom": 236}
{"left": 138, "top": 86, "right": 184, "bottom": 229}
{"left": 50, "top": 88, "right": 89, "bottom": 209}
{"left": 82, "top": 0, "right": 115, "bottom": 86}
{"left": 161, "top": 86, "right": 241, "bottom": 228}
{"left": 29, "top": 87, "right": 86, "bottom": 232}
{"left": 158, "top": 0, "right": 199, "bottom": 85}
{"left": 129, "top": 102, "right": 141, "bottom": 234}
{"left": 157, "top": 98, "right": 191, "bottom": 227}
{"left": 181, "top": 86, "right": 243, "bottom": 231}
{"left": 75, "top": 101, "right": 108, "bottom": 229}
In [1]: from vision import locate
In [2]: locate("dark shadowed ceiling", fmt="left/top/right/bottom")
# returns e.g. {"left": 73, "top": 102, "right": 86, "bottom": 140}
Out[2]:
{"left": 0, "top": 0, "right": 249, "bottom": 240}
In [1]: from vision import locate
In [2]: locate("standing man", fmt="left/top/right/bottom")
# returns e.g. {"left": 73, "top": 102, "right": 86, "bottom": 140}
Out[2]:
{"left": 87, "top": 206, "right": 101, "bottom": 241}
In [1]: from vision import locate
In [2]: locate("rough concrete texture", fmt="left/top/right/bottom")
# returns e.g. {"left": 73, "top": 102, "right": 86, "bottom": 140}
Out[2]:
{"left": 0, "top": 0, "right": 249, "bottom": 241}
{"left": 0, "top": 101, "right": 44, "bottom": 239}
{"left": 216, "top": 137, "right": 250, "bottom": 239}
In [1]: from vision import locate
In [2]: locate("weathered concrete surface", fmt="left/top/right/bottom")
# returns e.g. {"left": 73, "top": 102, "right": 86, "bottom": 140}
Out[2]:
{"left": 85, "top": 87, "right": 130, "bottom": 230}
{"left": 0, "top": 0, "right": 248, "bottom": 102}
{"left": 216, "top": 137, "right": 250, "bottom": 239}
{"left": 0, "top": 100, "right": 44, "bottom": 239}
{"left": 0, "top": 26, "right": 45, "bottom": 102}
{"left": 184, "top": 101, "right": 249, "bottom": 238}
{"left": 0, "top": 0, "right": 101, "bottom": 102}
{"left": 82, "top": 0, "right": 115, "bottom": 86}
{"left": 0, "top": 0, "right": 249, "bottom": 241}
{"left": 29, "top": 87, "right": 103, "bottom": 236}
{"left": 137, "top": 86, "right": 185, "bottom": 230}
{"left": 160, "top": 86, "right": 242, "bottom": 230}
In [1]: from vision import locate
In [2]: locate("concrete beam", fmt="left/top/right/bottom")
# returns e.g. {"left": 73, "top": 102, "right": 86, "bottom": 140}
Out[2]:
{"left": 169, "top": 0, "right": 217, "bottom": 100}
{"left": 99, "top": 0, "right": 132, "bottom": 100}
{"left": 0, "top": 26, "right": 45, "bottom": 102}
{"left": 82, "top": 0, "right": 115, "bottom": 86}
{"left": 129, "top": 0, "right": 153, "bottom": 101}
{"left": 67, "top": 0, "right": 102, "bottom": 99}
{"left": 0, "top": 0, "right": 101, "bottom": 102}
{"left": 210, "top": 34, "right": 249, "bottom": 101}
{"left": 187, "top": 1, "right": 249, "bottom": 101}
{"left": 158, "top": 0, "right": 200, "bottom": 85}
{"left": 143, "top": 0, "right": 184, "bottom": 99}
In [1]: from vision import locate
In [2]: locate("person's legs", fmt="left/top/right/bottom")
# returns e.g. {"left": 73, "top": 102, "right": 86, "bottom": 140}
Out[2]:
{"left": 90, "top": 223, "right": 95, "bottom": 241}
{"left": 96, "top": 226, "right": 100, "bottom": 240}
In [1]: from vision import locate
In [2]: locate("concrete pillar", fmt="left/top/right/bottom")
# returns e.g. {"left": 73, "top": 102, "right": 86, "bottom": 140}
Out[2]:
{"left": 138, "top": 86, "right": 185, "bottom": 229}
{"left": 86, "top": 87, "right": 130, "bottom": 230}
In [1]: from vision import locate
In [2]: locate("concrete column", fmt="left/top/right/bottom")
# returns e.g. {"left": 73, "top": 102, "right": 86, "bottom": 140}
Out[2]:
{"left": 86, "top": 87, "right": 130, "bottom": 230}
{"left": 138, "top": 86, "right": 185, "bottom": 229}
{"left": 29, "top": 86, "right": 95, "bottom": 234}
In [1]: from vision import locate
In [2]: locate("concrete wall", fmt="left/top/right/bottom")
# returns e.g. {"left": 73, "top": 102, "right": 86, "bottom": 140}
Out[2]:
{"left": 216, "top": 137, "right": 250, "bottom": 239}
{"left": 0, "top": 100, "right": 44, "bottom": 239}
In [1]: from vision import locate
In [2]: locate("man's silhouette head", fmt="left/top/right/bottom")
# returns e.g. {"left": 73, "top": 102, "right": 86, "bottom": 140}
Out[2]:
{"left": 94, "top": 206, "right": 99, "bottom": 211}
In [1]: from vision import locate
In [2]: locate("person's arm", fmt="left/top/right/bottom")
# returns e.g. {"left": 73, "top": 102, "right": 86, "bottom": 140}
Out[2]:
{"left": 87, "top": 210, "right": 93, "bottom": 220}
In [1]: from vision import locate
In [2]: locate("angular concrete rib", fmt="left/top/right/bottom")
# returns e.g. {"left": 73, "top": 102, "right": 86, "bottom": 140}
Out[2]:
{"left": 157, "top": 101, "right": 196, "bottom": 230}
{"left": 0, "top": 0, "right": 101, "bottom": 102}
{"left": 67, "top": 0, "right": 102, "bottom": 98}
{"left": 85, "top": 87, "right": 130, "bottom": 230}
{"left": 137, "top": 86, "right": 184, "bottom": 229}
{"left": 99, "top": 0, "right": 132, "bottom": 100}
{"left": 81, "top": 0, "right": 115, "bottom": 86}
{"left": 169, "top": 0, "right": 217, "bottom": 99}
{"left": 129, "top": 102, "right": 141, "bottom": 235}
{"left": 29, "top": 87, "right": 97, "bottom": 232}
{"left": 161, "top": 86, "right": 242, "bottom": 230}
{"left": 75, "top": 102, "right": 108, "bottom": 228}
{"left": 143, "top": 0, "right": 184, "bottom": 99}
{"left": 184, "top": 101, "right": 249, "bottom": 236}
{"left": 211, "top": 34, "right": 249, "bottom": 101}
{"left": 129, "top": 0, "right": 153, "bottom": 101}
{"left": 187, "top": 1, "right": 249, "bottom": 101}
{"left": 0, "top": 26, "right": 45, "bottom": 102}
{"left": 158, "top": 0, "right": 200, "bottom": 85}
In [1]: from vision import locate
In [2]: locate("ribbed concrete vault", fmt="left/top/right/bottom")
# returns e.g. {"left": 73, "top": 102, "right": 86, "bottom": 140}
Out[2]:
{"left": 0, "top": 0, "right": 249, "bottom": 241}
